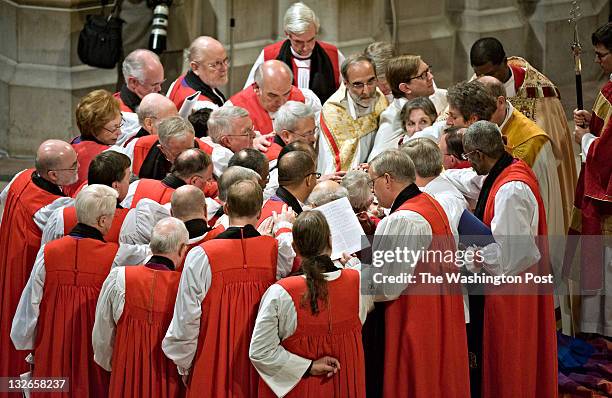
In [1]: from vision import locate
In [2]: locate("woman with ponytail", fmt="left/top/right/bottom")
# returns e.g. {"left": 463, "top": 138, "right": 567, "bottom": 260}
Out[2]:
{"left": 249, "top": 210, "right": 373, "bottom": 397}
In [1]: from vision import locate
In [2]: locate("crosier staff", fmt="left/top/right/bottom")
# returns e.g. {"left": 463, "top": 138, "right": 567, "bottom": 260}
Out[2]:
{"left": 570, "top": 1, "right": 584, "bottom": 125}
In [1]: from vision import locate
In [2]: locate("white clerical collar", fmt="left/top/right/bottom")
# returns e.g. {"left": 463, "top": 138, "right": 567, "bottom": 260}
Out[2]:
{"left": 290, "top": 46, "right": 312, "bottom": 60}
{"left": 504, "top": 68, "right": 516, "bottom": 98}
{"left": 499, "top": 100, "right": 515, "bottom": 131}
{"left": 609, "top": 73, "right": 612, "bottom": 82}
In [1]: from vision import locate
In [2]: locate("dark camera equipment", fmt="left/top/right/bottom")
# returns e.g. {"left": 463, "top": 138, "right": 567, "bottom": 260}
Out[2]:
{"left": 148, "top": 0, "right": 172, "bottom": 54}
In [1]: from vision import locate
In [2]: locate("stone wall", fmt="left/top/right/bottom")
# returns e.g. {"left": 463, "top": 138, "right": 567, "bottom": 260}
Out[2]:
{"left": 0, "top": 0, "right": 609, "bottom": 156}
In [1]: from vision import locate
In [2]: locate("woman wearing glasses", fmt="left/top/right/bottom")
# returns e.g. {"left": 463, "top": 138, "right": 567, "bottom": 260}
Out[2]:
{"left": 65, "top": 89, "right": 123, "bottom": 196}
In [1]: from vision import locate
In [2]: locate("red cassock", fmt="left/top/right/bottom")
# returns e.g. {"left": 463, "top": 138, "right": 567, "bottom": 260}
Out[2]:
{"left": 167, "top": 74, "right": 217, "bottom": 111}
{"left": 109, "top": 265, "right": 185, "bottom": 398}
{"left": 0, "top": 170, "right": 63, "bottom": 384}
{"left": 64, "top": 141, "right": 108, "bottom": 197}
{"left": 131, "top": 179, "right": 176, "bottom": 208}
{"left": 229, "top": 84, "right": 306, "bottom": 134}
{"left": 260, "top": 269, "right": 366, "bottom": 398}
{"left": 33, "top": 236, "right": 118, "bottom": 398}
{"left": 480, "top": 160, "right": 557, "bottom": 398}
{"left": 256, "top": 198, "right": 285, "bottom": 227}
{"left": 63, "top": 206, "right": 129, "bottom": 243}
{"left": 113, "top": 91, "right": 134, "bottom": 113}
{"left": 187, "top": 235, "right": 278, "bottom": 398}
{"left": 383, "top": 192, "right": 470, "bottom": 398}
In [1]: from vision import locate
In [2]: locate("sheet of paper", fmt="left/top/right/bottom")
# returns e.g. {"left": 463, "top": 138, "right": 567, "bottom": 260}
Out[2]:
{"left": 178, "top": 91, "right": 201, "bottom": 119}
{"left": 314, "top": 197, "right": 370, "bottom": 260}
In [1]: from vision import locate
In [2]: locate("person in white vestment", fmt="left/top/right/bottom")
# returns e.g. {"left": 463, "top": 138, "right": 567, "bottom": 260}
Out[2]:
{"left": 317, "top": 54, "right": 388, "bottom": 174}
{"left": 368, "top": 55, "right": 447, "bottom": 160}
{"left": 116, "top": 93, "right": 178, "bottom": 147}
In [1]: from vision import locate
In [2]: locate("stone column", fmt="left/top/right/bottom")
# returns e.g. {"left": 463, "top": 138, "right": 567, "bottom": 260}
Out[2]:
{"left": 448, "top": 0, "right": 525, "bottom": 83}
{"left": 0, "top": 0, "right": 117, "bottom": 157}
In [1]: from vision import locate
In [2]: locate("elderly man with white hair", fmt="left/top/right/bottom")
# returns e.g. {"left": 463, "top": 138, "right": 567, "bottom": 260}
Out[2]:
{"left": 167, "top": 36, "right": 229, "bottom": 112}
{"left": 93, "top": 217, "right": 189, "bottom": 397}
{"left": 11, "top": 184, "right": 150, "bottom": 397}
{"left": 266, "top": 100, "right": 317, "bottom": 162}
{"left": 244, "top": 2, "right": 344, "bottom": 103}
{"left": 120, "top": 115, "right": 212, "bottom": 180}
{"left": 228, "top": 60, "right": 321, "bottom": 136}
{"left": 201, "top": 106, "right": 256, "bottom": 178}
{"left": 115, "top": 49, "right": 165, "bottom": 135}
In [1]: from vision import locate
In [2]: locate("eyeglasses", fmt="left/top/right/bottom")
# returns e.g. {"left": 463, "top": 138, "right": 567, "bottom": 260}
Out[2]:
{"left": 102, "top": 118, "right": 125, "bottom": 134}
{"left": 349, "top": 77, "right": 378, "bottom": 91}
{"left": 198, "top": 57, "right": 230, "bottom": 71}
{"left": 49, "top": 164, "right": 78, "bottom": 172}
{"left": 367, "top": 174, "right": 385, "bottom": 188}
{"left": 225, "top": 127, "right": 255, "bottom": 138}
{"left": 461, "top": 149, "right": 480, "bottom": 160}
{"left": 286, "top": 127, "right": 319, "bottom": 138}
{"left": 408, "top": 66, "right": 432, "bottom": 82}
{"left": 595, "top": 51, "right": 610, "bottom": 60}
{"left": 305, "top": 172, "right": 321, "bottom": 179}
{"left": 138, "top": 79, "right": 166, "bottom": 89}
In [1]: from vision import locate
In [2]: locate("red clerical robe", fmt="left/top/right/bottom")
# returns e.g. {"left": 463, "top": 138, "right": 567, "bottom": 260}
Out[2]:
{"left": 384, "top": 193, "right": 470, "bottom": 398}
{"left": 0, "top": 170, "right": 63, "bottom": 384}
{"left": 187, "top": 235, "right": 278, "bottom": 398}
{"left": 64, "top": 140, "right": 108, "bottom": 197}
{"left": 167, "top": 74, "right": 218, "bottom": 111}
{"left": 63, "top": 206, "right": 129, "bottom": 243}
{"left": 260, "top": 269, "right": 365, "bottom": 398}
{"left": 33, "top": 236, "right": 118, "bottom": 398}
{"left": 256, "top": 198, "right": 286, "bottom": 227}
{"left": 229, "top": 84, "right": 306, "bottom": 134}
{"left": 481, "top": 160, "right": 557, "bottom": 398}
{"left": 110, "top": 265, "right": 184, "bottom": 398}
{"left": 131, "top": 179, "right": 176, "bottom": 208}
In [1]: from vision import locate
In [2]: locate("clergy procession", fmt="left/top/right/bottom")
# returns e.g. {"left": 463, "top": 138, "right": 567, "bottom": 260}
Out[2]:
{"left": 1, "top": 1, "right": 611, "bottom": 397}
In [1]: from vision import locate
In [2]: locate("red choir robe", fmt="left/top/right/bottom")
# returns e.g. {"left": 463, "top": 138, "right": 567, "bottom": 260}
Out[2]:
{"left": 186, "top": 228, "right": 278, "bottom": 398}
{"left": 130, "top": 179, "right": 177, "bottom": 208}
{"left": 167, "top": 71, "right": 226, "bottom": 111}
{"left": 63, "top": 206, "right": 129, "bottom": 243}
{"left": 259, "top": 269, "right": 365, "bottom": 398}
{"left": 480, "top": 160, "right": 557, "bottom": 398}
{"left": 131, "top": 136, "right": 213, "bottom": 178}
{"left": 0, "top": 170, "right": 64, "bottom": 384}
{"left": 33, "top": 235, "right": 118, "bottom": 397}
{"left": 383, "top": 192, "right": 470, "bottom": 398}
{"left": 109, "top": 264, "right": 184, "bottom": 398}
{"left": 229, "top": 84, "right": 306, "bottom": 135}
{"left": 64, "top": 140, "right": 108, "bottom": 197}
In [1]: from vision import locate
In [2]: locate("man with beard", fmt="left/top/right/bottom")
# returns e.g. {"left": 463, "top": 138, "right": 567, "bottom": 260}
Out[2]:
{"left": 318, "top": 54, "right": 388, "bottom": 174}
{"left": 167, "top": 36, "right": 228, "bottom": 112}
{"left": 243, "top": 2, "right": 344, "bottom": 104}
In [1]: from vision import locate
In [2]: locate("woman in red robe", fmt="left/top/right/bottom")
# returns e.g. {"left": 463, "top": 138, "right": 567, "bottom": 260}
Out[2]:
{"left": 250, "top": 210, "right": 373, "bottom": 397}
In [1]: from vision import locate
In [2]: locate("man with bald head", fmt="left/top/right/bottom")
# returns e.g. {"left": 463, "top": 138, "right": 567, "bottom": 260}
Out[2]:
{"left": 167, "top": 36, "right": 228, "bottom": 112}
{"left": 0, "top": 139, "right": 79, "bottom": 380}
{"left": 258, "top": 150, "right": 318, "bottom": 226}
{"left": 122, "top": 147, "right": 213, "bottom": 208}
{"left": 306, "top": 179, "right": 348, "bottom": 208}
{"left": 117, "top": 93, "right": 178, "bottom": 146}
{"left": 171, "top": 185, "right": 223, "bottom": 246}
{"left": 227, "top": 59, "right": 322, "bottom": 135}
